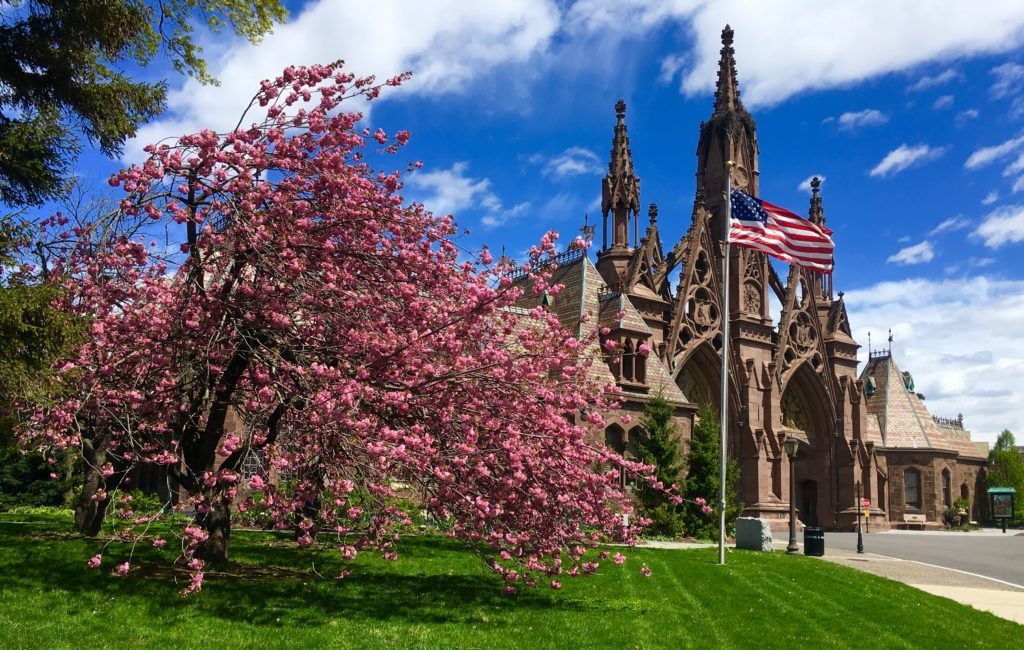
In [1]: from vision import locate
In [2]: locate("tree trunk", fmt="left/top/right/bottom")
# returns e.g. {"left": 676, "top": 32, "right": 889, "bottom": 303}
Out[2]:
{"left": 73, "top": 435, "right": 111, "bottom": 536}
{"left": 195, "top": 499, "right": 232, "bottom": 566}
{"left": 74, "top": 465, "right": 110, "bottom": 536}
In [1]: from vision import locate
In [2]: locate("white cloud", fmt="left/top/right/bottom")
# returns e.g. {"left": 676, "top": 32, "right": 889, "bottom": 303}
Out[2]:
{"left": 1003, "top": 151, "right": 1024, "bottom": 177}
{"left": 991, "top": 62, "right": 1024, "bottom": 98}
{"left": 886, "top": 240, "right": 935, "bottom": 264}
{"left": 870, "top": 143, "right": 948, "bottom": 177}
{"left": 797, "top": 175, "right": 825, "bottom": 193}
{"left": 481, "top": 203, "right": 532, "bottom": 228}
{"left": 907, "top": 68, "right": 964, "bottom": 92}
{"left": 990, "top": 62, "right": 1024, "bottom": 118}
{"left": 965, "top": 134, "right": 1024, "bottom": 170}
{"left": 539, "top": 147, "right": 603, "bottom": 180}
{"left": 897, "top": 235, "right": 911, "bottom": 244}
{"left": 930, "top": 216, "right": 970, "bottom": 236}
{"left": 403, "top": 161, "right": 529, "bottom": 229}
{"left": 127, "top": 0, "right": 560, "bottom": 159}
{"left": 846, "top": 276, "right": 1024, "bottom": 446}
{"left": 972, "top": 204, "right": 1024, "bottom": 248}
{"left": 955, "top": 108, "right": 980, "bottom": 126}
{"left": 659, "top": 53, "right": 688, "bottom": 84}
{"left": 834, "top": 109, "right": 888, "bottom": 130}
{"left": 982, "top": 190, "right": 1000, "bottom": 205}
{"left": 581, "top": 1, "right": 1024, "bottom": 107}
{"left": 932, "top": 94, "right": 954, "bottom": 109}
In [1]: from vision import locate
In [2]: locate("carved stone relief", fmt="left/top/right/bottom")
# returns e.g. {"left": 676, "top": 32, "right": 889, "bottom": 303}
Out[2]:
{"left": 743, "top": 282, "right": 760, "bottom": 314}
{"left": 781, "top": 385, "right": 812, "bottom": 433}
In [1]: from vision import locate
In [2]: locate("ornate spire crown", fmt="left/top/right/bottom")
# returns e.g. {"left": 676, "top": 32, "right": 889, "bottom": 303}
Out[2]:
{"left": 809, "top": 176, "right": 824, "bottom": 226}
{"left": 608, "top": 99, "right": 636, "bottom": 177}
{"left": 713, "top": 24, "right": 745, "bottom": 114}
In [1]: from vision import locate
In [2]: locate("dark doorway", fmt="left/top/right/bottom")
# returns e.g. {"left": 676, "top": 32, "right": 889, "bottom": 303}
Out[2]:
{"left": 801, "top": 479, "right": 819, "bottom": 527}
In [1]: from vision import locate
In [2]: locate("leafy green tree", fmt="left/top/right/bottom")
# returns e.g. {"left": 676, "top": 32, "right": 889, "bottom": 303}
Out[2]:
{"left": 0, "top": 215, "right": 83, "bottom": 510}
{"left": 0, "top": 0, "right": 287, "bottom": 206}
{"left": 987, "top": 429, "right": 1024, "bottom": 520}
{"left": 681, "top": 403, "right": 743, "bottom": 540}
{"left": 634, "top": 395, "right": 685, "bottom": 536}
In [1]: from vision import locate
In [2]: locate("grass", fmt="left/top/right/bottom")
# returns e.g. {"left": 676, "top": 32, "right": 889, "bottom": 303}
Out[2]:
{"left": 1, "top": 513, "right": 1020, "bottom": 648}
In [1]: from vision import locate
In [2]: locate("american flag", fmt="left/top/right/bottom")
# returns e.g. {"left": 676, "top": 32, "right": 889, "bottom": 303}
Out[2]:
{"left": 728, "top": 189, "right": 835, "bottom": 273}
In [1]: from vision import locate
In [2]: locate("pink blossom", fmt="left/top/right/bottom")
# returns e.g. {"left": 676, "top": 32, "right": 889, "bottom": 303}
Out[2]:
{"left": 550, "top": 580, "right": 561, "bottom": 590}
{"left": 87, "top": 554, "right": 102, "bottom": 569}
{"left": 116, "top": 562, "right": 130, "bottom": 576}
{"left": 13, "top": 61, "right": 670, "bottom": 596}
{"left": 640, "top": 564, "right": 652, "bottom": 577}
{"left": 613, "top": 552, "right": 626, "bottom": 565}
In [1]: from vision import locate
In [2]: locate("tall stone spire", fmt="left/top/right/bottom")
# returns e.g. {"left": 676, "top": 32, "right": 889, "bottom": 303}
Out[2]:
{"left": 807, "top": 176, "right": 832, "bottom": 301}
{"left": 713, "top": 25, "right": 744, "bottom": 115}
{"left": 695, "top": 25, "right": 759, "bottom": 237}
{"left": 601, "top": 99, "right": 641, "bottom": 250}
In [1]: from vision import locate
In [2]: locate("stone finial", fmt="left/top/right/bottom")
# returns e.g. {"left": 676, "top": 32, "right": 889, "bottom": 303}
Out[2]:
{"left": 648, "top": 203, "right": 658, "bottom": 223}
{"left": 808, "top": 176, "right": 824, "bottom": 226}
{"left": 722, "top": 24, "right": 734, "bottom": 47}
{"left": 615, "top": 98, "right": 626, "bottom": 120}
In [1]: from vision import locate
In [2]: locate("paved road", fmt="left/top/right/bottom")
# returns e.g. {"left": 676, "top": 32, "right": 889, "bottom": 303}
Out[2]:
{"left": 774, "top": 528, "right": 1024, "bottom": 587}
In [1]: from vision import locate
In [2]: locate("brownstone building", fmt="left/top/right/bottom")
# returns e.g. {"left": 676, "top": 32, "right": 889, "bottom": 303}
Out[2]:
{"left": 516, "top": 26, "right": 988, "bottom": 531}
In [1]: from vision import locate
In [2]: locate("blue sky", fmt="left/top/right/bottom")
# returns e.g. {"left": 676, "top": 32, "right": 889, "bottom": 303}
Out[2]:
{"left": 69, "top": 1, "right": 1024, "bottom": 444}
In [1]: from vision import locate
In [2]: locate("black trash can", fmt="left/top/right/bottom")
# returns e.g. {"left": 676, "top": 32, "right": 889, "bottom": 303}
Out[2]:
{"left": 803, "top": 527, "right": 825, "bottom": 556}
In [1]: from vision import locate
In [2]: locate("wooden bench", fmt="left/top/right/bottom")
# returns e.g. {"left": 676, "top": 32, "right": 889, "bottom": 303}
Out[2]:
{"left": 900, "top": 513, "right": 927, "bottom": 530}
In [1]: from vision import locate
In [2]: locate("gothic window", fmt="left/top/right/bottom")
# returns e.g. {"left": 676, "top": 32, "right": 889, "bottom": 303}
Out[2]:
{"left": 605, "top": 425, "right": 625, "bottom": 455}
{"left": 241, "top": 448, "right": 264, "bottom": 481}
{"left": 623, "top": 339, "right": 635, "bottom": 382}
{"left": 636, "top": 346, "right": 647, "bottom": 384}
{"left": 942, "top": 469, "right": 952, "bottom": 507}
{"left": 603, "top": 336, "right": 621, "bottom": 380}
{"left": 904, "top": 468, "right": 921, "bottom": 510}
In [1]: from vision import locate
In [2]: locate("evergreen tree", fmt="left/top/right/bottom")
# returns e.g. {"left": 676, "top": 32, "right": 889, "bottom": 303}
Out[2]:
{"left": 987, "top": 429, "right": 1024, "bottom": 520}
{"left": 681, "top": 403, "right": 743, "bottom": 540}
{"left": 0, "top": 0, "right": 286, "bottom": 207}
{"left": 634, "top": 395, "right": 685, "bottom": 536}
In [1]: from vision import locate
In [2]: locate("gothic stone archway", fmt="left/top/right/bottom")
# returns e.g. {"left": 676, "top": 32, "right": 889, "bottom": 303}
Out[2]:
{"left": 780, "top": 363, "right": 837, "bottom": 529}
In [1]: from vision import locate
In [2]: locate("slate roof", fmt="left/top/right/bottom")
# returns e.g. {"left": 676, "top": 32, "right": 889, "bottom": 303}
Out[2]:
{"left": 514, "top": 254, "right": 690, "bottom": 407}
{"left": 860, "top": 353, "right": 986, "bottom": 459}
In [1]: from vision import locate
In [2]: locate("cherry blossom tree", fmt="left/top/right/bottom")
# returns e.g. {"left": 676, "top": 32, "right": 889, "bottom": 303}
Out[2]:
{"left": 19, "top": 62, "right": 663, "bottom": 594}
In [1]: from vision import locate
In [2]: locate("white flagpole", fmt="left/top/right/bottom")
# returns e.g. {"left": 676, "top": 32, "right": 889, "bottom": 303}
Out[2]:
{"left": 718, "top": 161, "right": 734, "bottom": 566}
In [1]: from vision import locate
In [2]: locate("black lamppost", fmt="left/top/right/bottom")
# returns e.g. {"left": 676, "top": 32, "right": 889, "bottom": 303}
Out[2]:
{"left": 784, "top": 437, "right": 800, "bottom": 554}
{"left": 856, "top": 480, "right": 864, "bottom": 554}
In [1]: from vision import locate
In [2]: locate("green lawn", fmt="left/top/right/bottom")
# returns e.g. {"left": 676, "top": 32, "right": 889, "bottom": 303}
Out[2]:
{"left": 0, "top": 513, "right": 1019, "bottom": 648}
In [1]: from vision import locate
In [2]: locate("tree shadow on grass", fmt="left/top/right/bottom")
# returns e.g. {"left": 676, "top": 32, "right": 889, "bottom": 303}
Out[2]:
{"left": 0, "top": 521, "right": 604, "bottom": 630}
